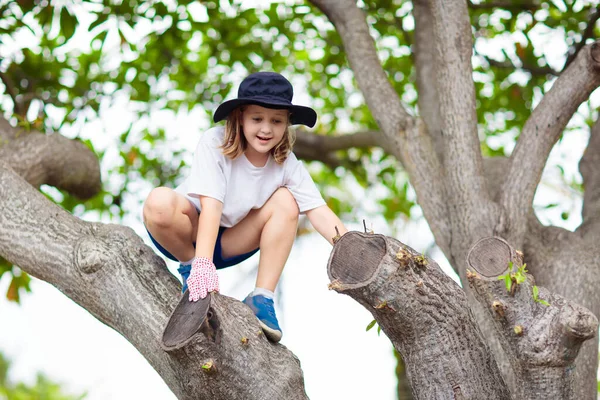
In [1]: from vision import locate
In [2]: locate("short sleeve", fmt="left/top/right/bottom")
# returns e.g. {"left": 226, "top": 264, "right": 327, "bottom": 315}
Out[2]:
{"left": 186, "top": 135, "right": 227, "bottom": 202}
{"left": 283, "top": 153, "right": 326, "bottom": 213}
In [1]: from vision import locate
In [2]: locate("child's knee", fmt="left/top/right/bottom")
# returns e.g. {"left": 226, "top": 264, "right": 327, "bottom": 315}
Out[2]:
{"left": 143, "top": 187, "right": 177, "bottom": 228}
{"left": 272, "top": 188, "right": 299, "bottom": 220}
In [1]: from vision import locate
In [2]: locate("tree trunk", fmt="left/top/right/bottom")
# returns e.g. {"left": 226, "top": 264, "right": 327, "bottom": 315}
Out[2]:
{"left": 327, "top": 231, "right": 596, "bottom": 399}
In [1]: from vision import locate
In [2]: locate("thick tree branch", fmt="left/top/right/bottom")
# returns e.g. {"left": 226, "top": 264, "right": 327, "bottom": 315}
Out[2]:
{"left": 310, "top": 0, "right": 452, "bottom": 254}
{"left": 295, "top": 129, "right": 379, "bottom": 151}
{"left": 0, "top": 124, "right": 101, "bottom": 199}
{"left": 429, "top": 0, "right": 486, "bottom": 201}
{"left": 413, "top": 0, "right": 444, "bottom": 161}
{"left": 293, "top": 130, "right": 380, "bottom": 168}
{"left": 427, "top": 0, "right": 492, "bottom": 254}
{"left": 519, "top": 218, "right": 600, "bottom": 399}
{"left": 563, "top": 6, "right": 600, "bottom": 71}
{"left": 0, "top": 165, "right": 309, "bottom": 399}
{"left": 579, "top": 117, "right": 600, "bottom": 230}
{"left": 500, "top": 42, "right": 600, "bottom": 246}
{"left": 328, "top": 232, "right": 511, "bottom": 399}
{"left": 481, "top": 53, "right": 559, "bottom": 77}
{"left": 309, "top": 0, "right": 411, "bottom": 136}
{"left": 400, "top": 120, "right": 454, "bottom": 255}
{"left": 467, "top": 237, "right": 597, "bottom": 400}
{"left": 293, "top": 145, "right": 344, "bottom": 169}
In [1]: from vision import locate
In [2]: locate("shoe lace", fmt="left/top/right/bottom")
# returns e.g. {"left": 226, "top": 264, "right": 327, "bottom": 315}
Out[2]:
{"left": 258, "top": 296, "right": 276, "bottom": 319}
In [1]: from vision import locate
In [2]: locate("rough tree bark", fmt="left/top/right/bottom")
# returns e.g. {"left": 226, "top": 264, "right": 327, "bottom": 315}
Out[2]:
{"left": 326, "top": 231, "right": 596, "bottom": 399}
{"left": 0, "top": 127, "right": 309, "bottom": 400}
{"left": 327, "top": 232, "right": 511, "bottom": 399}
{"left": 3, "top": 0, "right": 600, "bottom": 398}
{"left": 467, "top": 237, "right": 597, "bottom": 399}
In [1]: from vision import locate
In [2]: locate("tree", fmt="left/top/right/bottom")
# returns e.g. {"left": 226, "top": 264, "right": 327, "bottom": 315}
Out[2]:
{"left": 1, "top": 0, "right": 599, "bottom": 398}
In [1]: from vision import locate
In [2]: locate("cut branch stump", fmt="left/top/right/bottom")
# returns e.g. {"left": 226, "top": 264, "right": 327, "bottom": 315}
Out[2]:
{"left": 467, "top": 236, "right": 598, "bottom": 400}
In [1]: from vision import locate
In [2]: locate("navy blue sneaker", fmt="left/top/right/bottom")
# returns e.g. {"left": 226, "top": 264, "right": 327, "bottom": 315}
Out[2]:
{"left": 243, "top": 294, "right": 282, "bottom": 342}
{"left": 177, "top": 264, "right": 192, "bottom": 293}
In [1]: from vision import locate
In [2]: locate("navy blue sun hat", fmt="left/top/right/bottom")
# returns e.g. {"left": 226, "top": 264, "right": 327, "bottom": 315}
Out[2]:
{"left": 213, "top": 72, "right": 317, "bottom": 128}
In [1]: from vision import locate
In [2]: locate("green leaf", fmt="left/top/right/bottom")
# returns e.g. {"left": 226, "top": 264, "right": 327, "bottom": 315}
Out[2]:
{"left": 532, "top": 285, "right": 539, "bottom": 299}
{"left": 504, "top": 274, "right": 512, "bottom": 292}
{"left": 59, "top": 7, "right": 77, "bottom": 41}
{"left": 366, "top": 319, "right": 377, "bottom": 332}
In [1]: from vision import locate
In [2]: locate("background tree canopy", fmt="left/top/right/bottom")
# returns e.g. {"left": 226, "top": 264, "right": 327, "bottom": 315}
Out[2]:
{"left": 1, "top": 0, "right": 599, "bottom": 399}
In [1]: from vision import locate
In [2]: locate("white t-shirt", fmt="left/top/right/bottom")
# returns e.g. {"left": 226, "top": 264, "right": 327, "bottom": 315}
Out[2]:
{"left": 174, "top": 126, "right": 326, "bottom": 227}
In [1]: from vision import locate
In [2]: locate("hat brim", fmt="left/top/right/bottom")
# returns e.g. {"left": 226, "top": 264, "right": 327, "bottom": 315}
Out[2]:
{"left": 213, "top": 98, "right": 317, "bottom": 128}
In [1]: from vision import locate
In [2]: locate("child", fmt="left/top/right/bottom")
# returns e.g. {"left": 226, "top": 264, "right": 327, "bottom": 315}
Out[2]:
{"left": 143, "top": 71, "right": 347, "bottom": 342}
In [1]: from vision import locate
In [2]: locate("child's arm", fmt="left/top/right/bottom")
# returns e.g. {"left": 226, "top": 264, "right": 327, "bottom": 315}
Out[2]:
{"left": 187, "top": 195, "right": 223, "bottom": 301}
{"left": 195, "top": 195, "right": 223, "bottom": 259}
{"left": 305, "top": 205, "right": 348, "bottom": 245}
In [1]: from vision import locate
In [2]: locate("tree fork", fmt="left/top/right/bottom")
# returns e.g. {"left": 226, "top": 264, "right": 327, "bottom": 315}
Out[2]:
{"left": 327, "top": 231, "right": 510, "bottom": 399}
{"left": 467, "top": 236, "right": 598, "bottom": 399}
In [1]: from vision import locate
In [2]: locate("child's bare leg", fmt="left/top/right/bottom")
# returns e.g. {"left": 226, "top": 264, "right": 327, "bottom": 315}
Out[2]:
{"left": 254, "top": 188, "right": 298, "bottom": 291}
{"left": 220, "top": 187, "right": 297, "bottom": 342}
{"left": 220, "top": 187, "right": 299, "bottom": 291}
{"left": 143, "top": 187, "right": 198, "bottom": 261}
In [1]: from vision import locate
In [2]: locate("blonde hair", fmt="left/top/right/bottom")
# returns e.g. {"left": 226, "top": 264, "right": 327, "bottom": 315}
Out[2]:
{"left": 221, "top": 106, "right": 295, "bottom": 164}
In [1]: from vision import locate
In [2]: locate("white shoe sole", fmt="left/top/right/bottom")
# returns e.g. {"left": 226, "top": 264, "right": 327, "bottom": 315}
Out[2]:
{"left": 258, "top": 321, "right": 282, "bottom": 342}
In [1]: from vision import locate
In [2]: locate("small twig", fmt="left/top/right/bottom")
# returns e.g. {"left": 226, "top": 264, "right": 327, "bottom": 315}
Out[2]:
{"left": 332, "top": 226, "right": 341, "bottom": 244}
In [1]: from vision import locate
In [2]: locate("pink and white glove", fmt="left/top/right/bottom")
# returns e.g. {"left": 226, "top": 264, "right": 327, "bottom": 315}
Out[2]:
{"left": 186, "top": 257, "right": 220, "bottom": 302}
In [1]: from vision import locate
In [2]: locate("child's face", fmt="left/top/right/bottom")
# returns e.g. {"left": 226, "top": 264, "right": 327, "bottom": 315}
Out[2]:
{"left": 241, "top": 105, "right": 289, "bottom": 160}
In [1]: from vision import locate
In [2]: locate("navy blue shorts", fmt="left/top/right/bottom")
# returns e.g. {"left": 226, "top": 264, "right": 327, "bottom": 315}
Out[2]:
{"left": 147, "top": 226, "right": 259, "bottom": 292}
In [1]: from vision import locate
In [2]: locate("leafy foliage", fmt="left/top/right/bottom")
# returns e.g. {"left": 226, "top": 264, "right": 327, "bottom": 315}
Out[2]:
{"left": 2, "top": 0, "right": 596, "bottom": 216}
{"left": 0, "top": 352, "right": 86, "bottom": 400}
{"left": 0, "top": 256, "right": 31, "bottom": 304}
{"left": 497, "top": 261, "right": 528, "bottom": 294}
